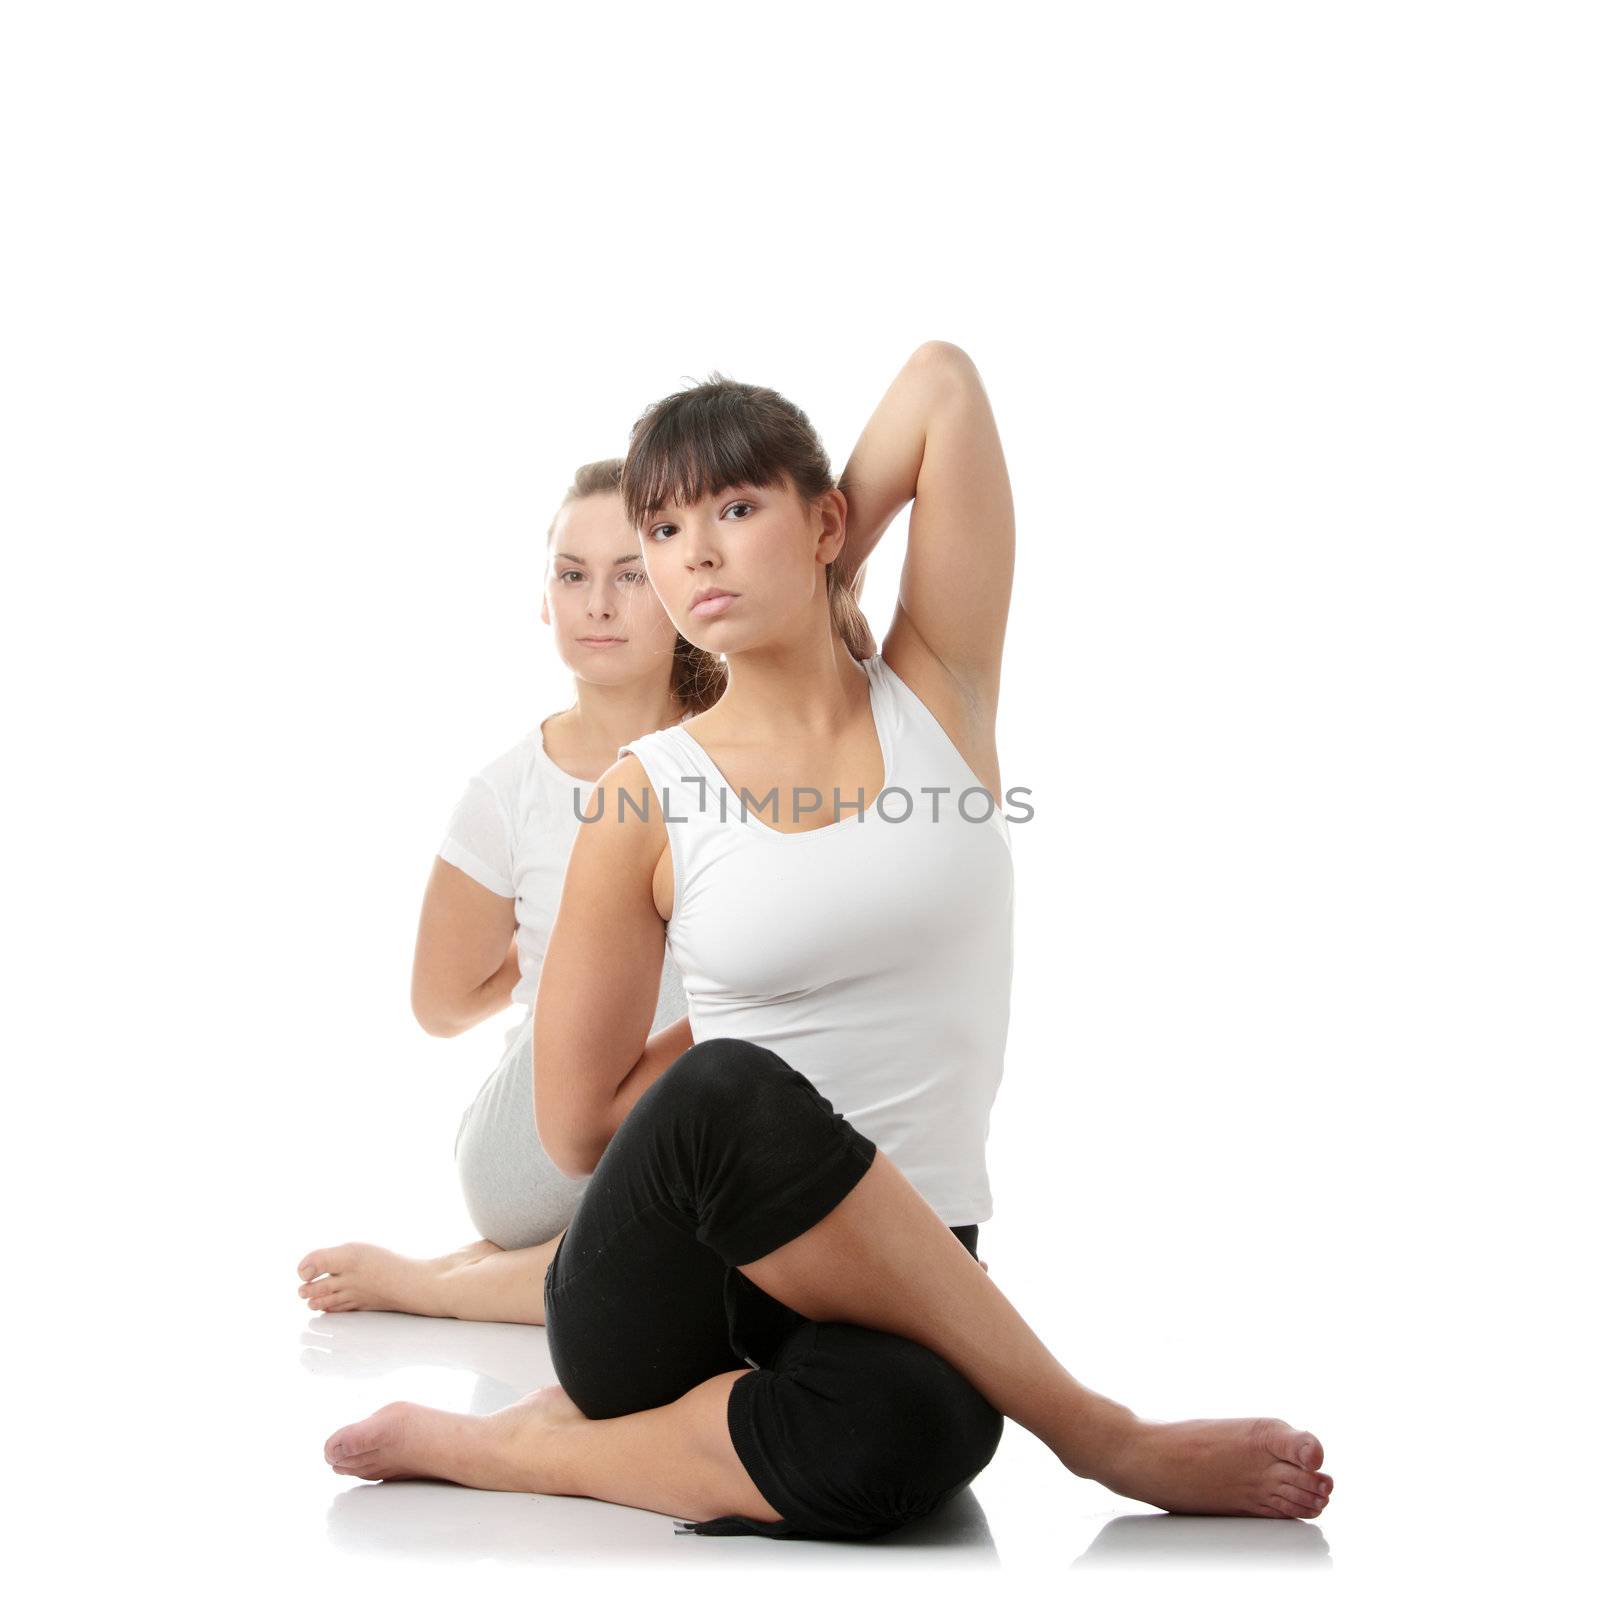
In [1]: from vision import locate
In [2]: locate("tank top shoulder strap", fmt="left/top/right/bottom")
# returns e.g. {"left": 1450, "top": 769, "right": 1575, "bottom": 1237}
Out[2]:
{"left": 862, "top": 649, "right": 919, "bottom": 749}
{"left": 870, "top": 650, "right": 1013, "bottom": 842}
{"left": 615, "top": 726, "right": 720, "bottom": 826}
{"left": 615, "top": 725, "right": 727, "bottom": 909}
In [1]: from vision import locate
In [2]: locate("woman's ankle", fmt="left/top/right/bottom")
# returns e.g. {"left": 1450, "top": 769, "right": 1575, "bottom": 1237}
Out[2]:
{"left": 433, "top": 1239, "right": 550, "bottom": 1324}
{"left": 1048, "top": 1390, "right": 1143, "bottom": 1480}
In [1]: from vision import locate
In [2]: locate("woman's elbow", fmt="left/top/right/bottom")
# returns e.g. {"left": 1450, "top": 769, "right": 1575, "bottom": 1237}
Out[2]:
{"left": 912, "top": 339, "right": 978, "bottom": 384}
{"left": 415, "top": 1011, "right": 464, "bottom": 1039}
{"left": 410, "top": 982, "right": 465, "bottom": 1038}
{"left": 533, "top": 1098, "right": 600, "bottom": 1179}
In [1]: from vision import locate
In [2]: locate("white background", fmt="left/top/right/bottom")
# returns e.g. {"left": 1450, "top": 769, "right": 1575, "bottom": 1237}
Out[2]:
{"left": 4, "top": 3, "right": 1595, "bottom": 1595}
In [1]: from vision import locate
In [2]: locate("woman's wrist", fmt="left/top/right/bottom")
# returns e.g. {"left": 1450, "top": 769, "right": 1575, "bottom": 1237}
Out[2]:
{"left": 452, "top": 942, "right": 519, "bottom": 1029}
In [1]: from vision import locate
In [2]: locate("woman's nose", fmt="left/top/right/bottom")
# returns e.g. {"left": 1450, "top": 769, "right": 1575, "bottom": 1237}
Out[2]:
{"left": 677, "top": 521, "right": 719, "bottom": 571}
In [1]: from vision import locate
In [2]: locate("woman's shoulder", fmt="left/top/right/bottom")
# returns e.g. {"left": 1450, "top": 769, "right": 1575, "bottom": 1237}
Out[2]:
{"left": 455, "top": 723, "right": 566, "bottom": 845}
{"left": 473, "top": 725, "right": 544, "bottom": 794}
{"left": 612, "top": 717, "right": 691, "bottom": 776}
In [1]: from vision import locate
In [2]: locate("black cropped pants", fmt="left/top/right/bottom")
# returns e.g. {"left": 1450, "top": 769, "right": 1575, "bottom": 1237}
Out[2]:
{"left": 542, "top": 1036, "right": 1004, "bottom": 1540}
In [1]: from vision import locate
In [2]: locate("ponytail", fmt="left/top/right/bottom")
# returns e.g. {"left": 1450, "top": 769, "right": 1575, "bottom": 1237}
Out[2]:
{"left": 826, "top": 561, "right": 876, "bottom": 662}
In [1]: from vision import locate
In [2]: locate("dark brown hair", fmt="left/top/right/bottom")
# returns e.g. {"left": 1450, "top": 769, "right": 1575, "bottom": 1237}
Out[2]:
{"left": 545, "top": 458, "right": 726, "bottom": 717}
{"left": 620, "top": 374, "right": 875, "bottom": 667}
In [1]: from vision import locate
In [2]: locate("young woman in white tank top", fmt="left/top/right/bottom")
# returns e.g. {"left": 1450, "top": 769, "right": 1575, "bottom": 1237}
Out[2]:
{"left": 325, "top": 344, "right": 1334, "bottom": 1525}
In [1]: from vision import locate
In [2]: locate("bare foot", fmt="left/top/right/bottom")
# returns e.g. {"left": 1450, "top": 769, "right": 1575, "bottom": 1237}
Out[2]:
{"left": 1097, "top": 1415, "right": 1334, "bottom": 1519}
{"left": 324, "top": 1385, "right": 585, "bottom": 1491}
{"left": 297, "top": 1239, "right": 503, "bottom": 1316}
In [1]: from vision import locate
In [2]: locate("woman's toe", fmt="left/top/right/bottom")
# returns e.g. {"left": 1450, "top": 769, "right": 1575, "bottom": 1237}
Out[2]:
{"left": 300, "top": 1246, "right": 351, "bottom": 1280}
{"left": 1262, "top": 1418, "right": 1323, "bottom": 1472}
{"left": 1270, "top": 1461, "right": 1332, "bottom": 1499}
{"left": 1272, "top": 1482, "right": 1325, "bottom": 1514}
{"left": 325, "top": 1425, "right": 362, "bottom": 1464}
{"left": 1265, "top": 1491, "right": 1316, "bottom": 1518}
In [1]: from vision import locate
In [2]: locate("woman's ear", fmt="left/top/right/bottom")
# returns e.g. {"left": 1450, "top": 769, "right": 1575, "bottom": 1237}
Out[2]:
{"left": 539, "top": 593, "right": 551, "bottom": 625}
{"left": 815, "top": 485, "right": 849, "bottom": 563}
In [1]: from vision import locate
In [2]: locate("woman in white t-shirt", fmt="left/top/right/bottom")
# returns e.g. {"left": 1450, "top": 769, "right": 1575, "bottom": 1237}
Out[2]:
{"left": 295, "top": 459, "right": 724, "bottom": 1323}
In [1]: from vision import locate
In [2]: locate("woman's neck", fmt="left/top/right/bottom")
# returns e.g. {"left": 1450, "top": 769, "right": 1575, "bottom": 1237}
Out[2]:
{"left": 709, "top": 627, "right": 868, "bottom": 746}
{"left": 545, "top": 673, "right": 685, "bottom": 779}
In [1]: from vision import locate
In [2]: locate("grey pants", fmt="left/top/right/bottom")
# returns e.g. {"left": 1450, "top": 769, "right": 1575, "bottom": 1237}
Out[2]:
{"left": 454, "top": 959, "right": 689, "bottom": 1251}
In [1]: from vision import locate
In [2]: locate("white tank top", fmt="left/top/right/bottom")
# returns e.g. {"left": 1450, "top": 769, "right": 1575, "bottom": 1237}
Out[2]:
{"left": 618, "top": 652, "right": 1013, "bottom": 1225}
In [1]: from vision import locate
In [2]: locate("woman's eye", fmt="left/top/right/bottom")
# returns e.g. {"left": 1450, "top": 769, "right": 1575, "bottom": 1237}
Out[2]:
{"left": 619, "top": 570, "right": 646, "bottom": 584}
{"left": 559, "top": 570, "right": 584, "bottom": 583}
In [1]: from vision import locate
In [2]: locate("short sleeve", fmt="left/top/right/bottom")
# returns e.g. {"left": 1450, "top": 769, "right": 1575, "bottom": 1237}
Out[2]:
{"left": 438, "top": 774, "right": 516, "bottom": 898}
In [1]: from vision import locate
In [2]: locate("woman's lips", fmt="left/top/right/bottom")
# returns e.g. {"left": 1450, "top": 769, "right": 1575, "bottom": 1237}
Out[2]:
{"left": 690, "top": 593, "right": 737, "bottom": 617}
{"left": 577, "top": 637, "right": 626, "bottom": 648}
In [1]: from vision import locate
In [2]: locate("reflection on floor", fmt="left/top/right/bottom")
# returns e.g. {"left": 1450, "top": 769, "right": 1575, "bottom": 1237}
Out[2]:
{"left": 1073, "top": 1513, "right": 1330, "bottom": 1570}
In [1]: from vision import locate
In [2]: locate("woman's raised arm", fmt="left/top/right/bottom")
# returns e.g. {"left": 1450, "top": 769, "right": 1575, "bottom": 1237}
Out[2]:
{"left": 837, "top": 341, "right": 1015, "bottom": 716}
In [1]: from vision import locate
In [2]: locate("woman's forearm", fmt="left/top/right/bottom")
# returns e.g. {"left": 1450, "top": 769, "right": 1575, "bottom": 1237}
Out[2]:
{"left": 421, "top": 938, "right": 520, "bottom": 1037}
{"left": 596, "top": 1015, "right": 695, "bottom": 1149}
{"left": 835, "top": 343, "right": 961, "bottom": 586}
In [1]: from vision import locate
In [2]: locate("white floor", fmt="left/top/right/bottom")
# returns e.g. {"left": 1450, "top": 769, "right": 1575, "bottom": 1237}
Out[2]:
{"left": 17, "top": 1243, "right": 1582, "bottom": 1600}
{"left": 18, "top": 1050, "right": 1584, "bottom": 1600}
{"left": 29, "top": 1256, "right": 1571, "bottom": 1600}
{"left": 18, "top": 1101, "right": 1576, "bottom": 1600}
{"left": 293, "top": 1305, "right": 1335, "bottom": 1585}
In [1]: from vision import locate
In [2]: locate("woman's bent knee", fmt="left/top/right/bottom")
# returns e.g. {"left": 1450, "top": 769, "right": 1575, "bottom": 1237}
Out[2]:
{"left": 648, "top": 1037, "right": 791, "bottom": 1118}
{"left": 641, "top": 1037, "right": 856, "bottom": 1154}
{"left": 735, "top": 1324, "right": 1004, "bottom": 1539}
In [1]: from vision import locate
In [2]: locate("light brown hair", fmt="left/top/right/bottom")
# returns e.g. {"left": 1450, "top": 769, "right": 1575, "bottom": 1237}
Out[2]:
{"left": 545, "top": 458, "right": 727, "bottom": 717}
{"left": 619, "top": 374, "right": 875, "bottom": 672}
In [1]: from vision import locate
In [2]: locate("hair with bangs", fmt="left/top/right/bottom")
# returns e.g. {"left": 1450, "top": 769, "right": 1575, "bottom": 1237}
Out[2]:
{"left": 544, "top": 457, "right": 726, "bottom": 717}
{"left": 621, "top": 374, "right": 875, "bottom": 671}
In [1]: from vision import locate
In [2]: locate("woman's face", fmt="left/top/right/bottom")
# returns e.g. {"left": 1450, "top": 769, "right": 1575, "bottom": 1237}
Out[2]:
{"left": 638, "top": 476, "right": 844, "bottom": 654}
{"left": 541, "top": 492, "right": 681, "bottom": 681}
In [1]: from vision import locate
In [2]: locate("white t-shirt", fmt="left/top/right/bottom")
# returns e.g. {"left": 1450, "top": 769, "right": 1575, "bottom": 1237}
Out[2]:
{"left": 438, "top": 717, "right": 688, "bottom": 1024}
